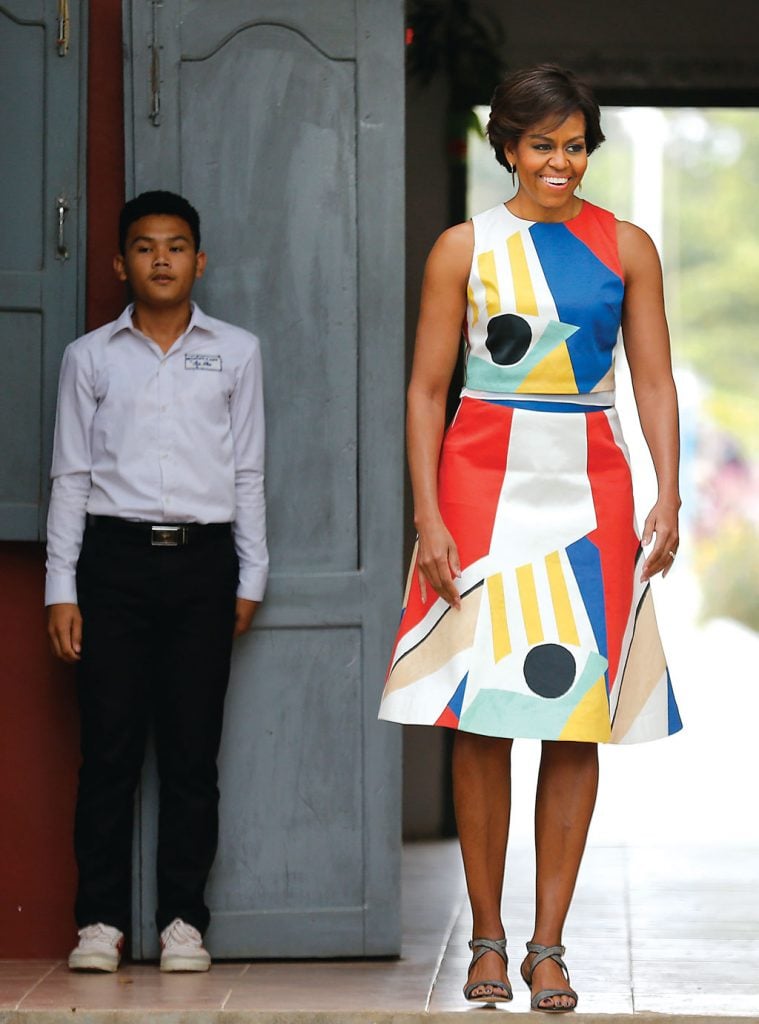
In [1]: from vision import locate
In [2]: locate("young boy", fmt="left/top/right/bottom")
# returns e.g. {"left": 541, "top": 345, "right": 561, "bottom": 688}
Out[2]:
{"left": 45, "top": 191, "right": 267, "bottom": 972}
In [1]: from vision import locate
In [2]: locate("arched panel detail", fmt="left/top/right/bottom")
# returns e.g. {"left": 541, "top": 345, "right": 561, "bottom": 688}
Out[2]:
{"left": 183, "top": 20, "right": 351, "bottom": 63}
{"left": 178, "top": 0, "right": 356, "bottom": 61}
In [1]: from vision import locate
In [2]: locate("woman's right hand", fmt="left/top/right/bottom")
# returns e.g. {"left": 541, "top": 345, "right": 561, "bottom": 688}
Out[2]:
{"left": 416, "top": 517, "right": 462, "bottom": 609}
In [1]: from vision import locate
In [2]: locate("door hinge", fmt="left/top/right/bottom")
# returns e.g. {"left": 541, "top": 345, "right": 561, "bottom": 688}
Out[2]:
{"left": 150, "top": 0, "right": 163, "bottom": 126}
{"left": 57, "top": 0, "right": 70, "bottom": 56}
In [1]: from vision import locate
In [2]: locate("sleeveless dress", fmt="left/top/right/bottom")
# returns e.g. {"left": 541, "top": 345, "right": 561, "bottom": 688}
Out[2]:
{"left": 379, "top": 200, "right": 682, "bottom": 744}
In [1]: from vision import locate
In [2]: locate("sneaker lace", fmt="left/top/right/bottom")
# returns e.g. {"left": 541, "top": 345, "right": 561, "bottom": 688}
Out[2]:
{"left": 78, "top": 923, "right": 120, "bottom": 944}
{"left": 162, "top": 918, "right": 201, "bottom": 947}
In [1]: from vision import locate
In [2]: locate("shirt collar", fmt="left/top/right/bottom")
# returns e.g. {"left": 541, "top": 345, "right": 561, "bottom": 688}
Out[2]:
{"left": 188, "top": 303, "right": 216, "bottom": 335}
{"left": 108, "top": 305, "right": 137, "bottom": 340}
{"left": 107, "top": 302, "right": 217, "bottom": 343}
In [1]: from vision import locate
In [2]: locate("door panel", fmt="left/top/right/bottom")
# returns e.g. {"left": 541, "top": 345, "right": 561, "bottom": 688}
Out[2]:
{"left": 0, "top": 14, "right": 44, "bottom": 271}
{"left": 123, "top": 0, "right": 404, "bottom": 958}
{"left": 0, "top": 313, "right": 42, "bottom": 512}
{"left": 180, "top": 24, "right": 358, "bottom": 572}
{"left": 0, "top": 0, "right": 86, "bottom": 538}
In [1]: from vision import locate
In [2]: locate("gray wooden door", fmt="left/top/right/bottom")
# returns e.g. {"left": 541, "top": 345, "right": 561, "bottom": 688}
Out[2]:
{"left": 0, "top": 0, "right": 86, "bottom": 539}
{"left": 123, "top": 0, "right": 404, "bottom": 958}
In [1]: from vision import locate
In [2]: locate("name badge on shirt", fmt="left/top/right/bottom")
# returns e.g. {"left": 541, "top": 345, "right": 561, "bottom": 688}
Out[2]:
{"left": 185, "top": 354, "right": 222, "bottom": 371}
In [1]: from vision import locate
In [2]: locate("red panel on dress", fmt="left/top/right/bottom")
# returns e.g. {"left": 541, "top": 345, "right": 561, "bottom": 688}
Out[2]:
{"left": 566, "top": 205, "right": 624, "bottom": 282}
{"left": 435, "top": 705, "right": 460, "bottom": 728}
{"left": 585, "top": 412, "right": 639, "bottom": 690}
{"left": 394, "top": 399, "right": 513, "bottom": 641}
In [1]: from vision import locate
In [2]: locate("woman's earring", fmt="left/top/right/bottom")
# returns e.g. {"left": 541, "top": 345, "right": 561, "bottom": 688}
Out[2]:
{"left": 510, "top": 164, "right": 517, "bottom": 186}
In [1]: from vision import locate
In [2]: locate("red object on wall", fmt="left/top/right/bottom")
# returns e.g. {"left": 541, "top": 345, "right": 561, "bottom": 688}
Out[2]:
{"left": 0, "top": 0, "right": 125, "bottom": 956}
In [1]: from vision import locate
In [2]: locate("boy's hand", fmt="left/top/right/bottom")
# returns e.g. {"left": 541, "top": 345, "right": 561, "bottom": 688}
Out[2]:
{"left": 233, "top": 598, "right": 260, "bottom": 638}
{"left": 47, "top": 603, "right": 83, "bottom": 663}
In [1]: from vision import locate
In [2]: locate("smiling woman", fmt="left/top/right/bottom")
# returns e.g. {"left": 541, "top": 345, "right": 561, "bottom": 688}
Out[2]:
{"left": 379, "top": 63, "right": 682, "bottom": 1012}
{"left": 502, "top": 112, "right": 588, "bottom": 217}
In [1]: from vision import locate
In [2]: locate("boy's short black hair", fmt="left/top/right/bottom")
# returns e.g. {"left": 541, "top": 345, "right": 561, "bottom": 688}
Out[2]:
{"left": 119, "top": 190, "right": 201, "bottom": 253}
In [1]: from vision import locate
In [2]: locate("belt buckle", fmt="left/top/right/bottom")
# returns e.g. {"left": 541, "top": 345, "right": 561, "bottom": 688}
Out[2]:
{"left": 151, "top": 525, "right": 187, "bottom": 547}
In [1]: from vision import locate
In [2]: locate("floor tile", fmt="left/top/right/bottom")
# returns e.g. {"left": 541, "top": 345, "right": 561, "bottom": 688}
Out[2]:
{"left": 4, "top": 839, "right": 759, "bottom": 1019}
{"left": 634, "top": 990, "right": 759, "bottom": 1016}
{"left": 19, "top": 963, "right": 235, "bottom": 1010}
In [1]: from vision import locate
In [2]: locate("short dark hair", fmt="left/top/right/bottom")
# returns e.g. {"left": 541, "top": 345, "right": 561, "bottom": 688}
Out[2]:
{"left": 487, "top": 64, "right": 605, "bottom": 171}
{"left": 118, "top": 190, "right": 201, "bottom": 253}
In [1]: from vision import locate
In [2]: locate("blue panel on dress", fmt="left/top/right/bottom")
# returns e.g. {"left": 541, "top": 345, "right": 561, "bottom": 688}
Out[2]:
{"left": 448, "top": 674, "right": 468, "bottom": 718}
{"left": 491, "top": 399, "right": 609, "bottom": 414}
{"left": 566, "top": 536, "right": 608, "bottom": 667}
{"left": 666, "top": 671, "right": 683, "bottom": 735}
{"left": 529, "top": 223, "right": 624, "bottom": 392}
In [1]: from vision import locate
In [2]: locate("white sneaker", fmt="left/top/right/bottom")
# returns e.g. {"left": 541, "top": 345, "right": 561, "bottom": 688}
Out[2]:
{"left": 160, "top": 918, "right": 211, "bottom": 972}
{"left": 68, "top": 923, "right": 124, "bottom": 972}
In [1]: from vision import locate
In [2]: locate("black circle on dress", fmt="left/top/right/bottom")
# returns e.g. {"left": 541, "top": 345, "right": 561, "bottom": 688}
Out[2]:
{"left": 485, "top": 313, "right": 533, "bottom": 365}
{"left": 523, "top": 643, "right": 577, "bottom": 699}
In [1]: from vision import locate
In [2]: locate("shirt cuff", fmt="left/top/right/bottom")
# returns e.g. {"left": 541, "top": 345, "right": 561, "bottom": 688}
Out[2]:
{"left": 45, "top": 574, "right": 79, "bottom": 607}
{"left": 236, "top": 567, "right": 268, "bottom": 603}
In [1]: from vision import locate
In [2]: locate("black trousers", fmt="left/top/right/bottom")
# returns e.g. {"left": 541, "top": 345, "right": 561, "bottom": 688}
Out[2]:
{"left": 74, "top": 518, "right": 238, "bottom": 935}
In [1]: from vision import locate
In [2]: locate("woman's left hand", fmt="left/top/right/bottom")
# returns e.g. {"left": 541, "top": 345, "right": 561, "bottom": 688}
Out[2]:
{"left": 640, "top": 499, "right": 681, "bottom": 581}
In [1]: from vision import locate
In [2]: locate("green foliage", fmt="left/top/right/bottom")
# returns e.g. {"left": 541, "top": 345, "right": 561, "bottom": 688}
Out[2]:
{"left": 697, "top": 523, "right": 759, "bottom": 631}
{"left": 663, "top": 110, "right": 759, "bottom": 450}
{"left": 706, "top": 391, "right": 759, "bottom": 457}
{"left": 407, "top": 1, "right": 504, "bottom": 108}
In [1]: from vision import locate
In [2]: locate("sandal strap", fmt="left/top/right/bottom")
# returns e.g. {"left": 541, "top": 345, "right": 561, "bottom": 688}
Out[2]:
{"left": 463, "top": 978, "right": 513, "bottom": 1000}
{"left": 524, "top": 942, "right": 569, "bottom": 982}
{"left": 468, "top": 936, "right": 508, "bottom": 969}
{"left": 530, "top": 986, "right": 578, "bottom": 1011}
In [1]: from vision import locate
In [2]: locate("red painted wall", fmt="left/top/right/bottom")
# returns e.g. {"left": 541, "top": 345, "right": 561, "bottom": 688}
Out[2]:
{"left": 0, "top": 546, "right": 79, "bottom": 956}
{"left": 0, "top": 0, "right": 125, "bottom": 957}
{"left": 86, "top": 0, "right": 127, "bottom": 328}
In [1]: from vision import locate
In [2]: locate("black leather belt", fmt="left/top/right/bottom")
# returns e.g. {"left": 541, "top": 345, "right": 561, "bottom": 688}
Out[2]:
{"left": 86, "top": 515, "right": 232, "bottom": 547}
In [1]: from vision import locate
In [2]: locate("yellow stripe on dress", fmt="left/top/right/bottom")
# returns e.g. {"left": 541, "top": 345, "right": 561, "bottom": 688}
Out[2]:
{"left": 486, "top": 573, "right": 511, "bottom": 662}
{"left": 477, "top": 250, "right": 500, "bottom": 316}
{"left": 506, "top": 232, "right": 538, "bottom": 316}
{"left": 467, "top": 285, "right": 479, "bottom": 327}
{"left": 516, "top": 564, "right": 543, "bottom": 645}
{"left": 545, "top": 550, "right": 580, "bottom": 645}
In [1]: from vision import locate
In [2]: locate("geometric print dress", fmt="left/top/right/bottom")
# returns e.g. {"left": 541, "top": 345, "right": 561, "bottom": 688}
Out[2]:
{"left": 379, "top": 201, "right": 682, "bottom": 743}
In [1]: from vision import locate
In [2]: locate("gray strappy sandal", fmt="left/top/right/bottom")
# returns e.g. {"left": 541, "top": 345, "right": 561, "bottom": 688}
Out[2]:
{"left": 520, "top": 942, "right": 578, "bottom": 1012}
{"left": 463, "top": 937, "right": 513, "bottom": 1004}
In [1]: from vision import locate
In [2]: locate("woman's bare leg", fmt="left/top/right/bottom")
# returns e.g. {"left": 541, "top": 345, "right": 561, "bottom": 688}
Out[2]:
{"left": 452, "top": 730, "right": 513, "bottom": 998}
{"left": 522, "top": 740, "right": 599, "bottom": 1010}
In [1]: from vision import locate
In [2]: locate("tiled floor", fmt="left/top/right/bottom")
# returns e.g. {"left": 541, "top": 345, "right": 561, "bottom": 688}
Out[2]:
{"left": 2, "top": 839, "right": 758, "bottom": 1022}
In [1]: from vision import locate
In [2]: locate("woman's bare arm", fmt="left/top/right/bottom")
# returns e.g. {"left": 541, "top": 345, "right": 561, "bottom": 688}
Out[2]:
{"left": 407, "top": 221, "right": 473, "bottom": 606}
{"left": 618, "top": 220, "right": 681, "bottom": 580}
